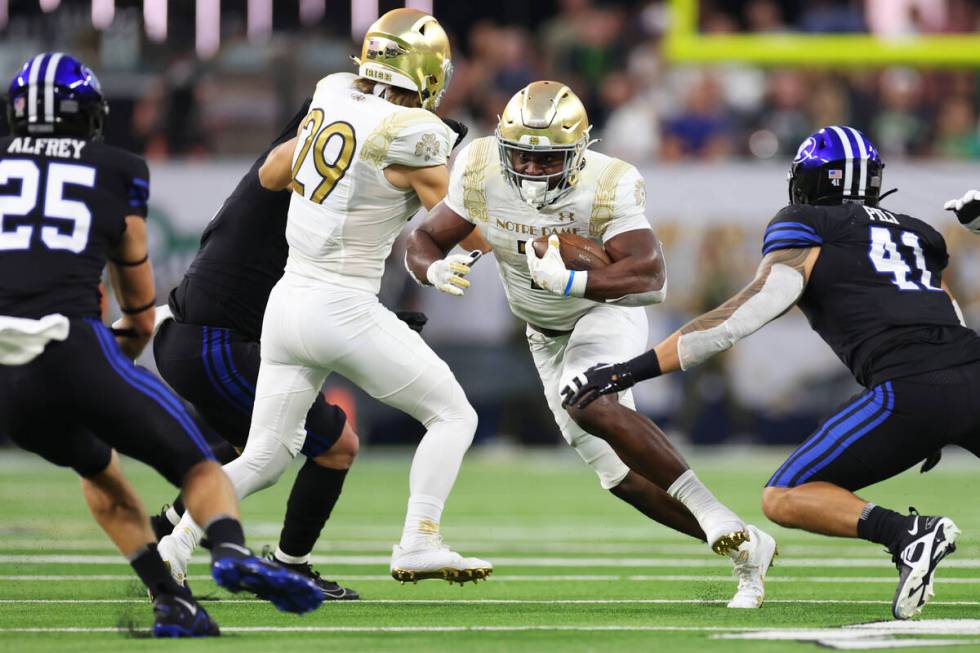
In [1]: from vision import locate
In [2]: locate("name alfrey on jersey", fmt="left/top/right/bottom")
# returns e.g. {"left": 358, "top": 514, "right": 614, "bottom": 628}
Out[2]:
{"left": 5, "top": 137, "right": 87, "bottom": 160}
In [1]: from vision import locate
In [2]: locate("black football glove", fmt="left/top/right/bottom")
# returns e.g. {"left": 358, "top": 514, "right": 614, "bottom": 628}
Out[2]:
{"left": 560, "top": 362, "right": 635, "bottom": 409}
{"left": 441, "top": 118, "right": 469, "bottom": 151}
{"left": 395, "top": 311, "right": 428, "bottom": 333}
{"left": 944, "top": 190, "right": 980, "bottom": 233}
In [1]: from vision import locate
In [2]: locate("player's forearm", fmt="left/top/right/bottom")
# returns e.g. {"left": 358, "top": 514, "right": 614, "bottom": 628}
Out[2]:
{"left": 584, "top": 255, "right": 665, "bottom": 302}
{"left": 107, "top": 264, "right": 154, "bottom": 357}
{"left": 258, "top": 138, "right": 297, "bottom": 191}
{"left": 406, "top": 228, "right": 451, "bottom": 285}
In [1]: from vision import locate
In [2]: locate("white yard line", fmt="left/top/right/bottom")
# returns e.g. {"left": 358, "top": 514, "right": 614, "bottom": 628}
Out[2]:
{"left": 2, "top": 574, "right": 980, "bottom": 584}
{"left": 2, "top": 554, "right": 979, "bottom": 569}
{"left": 0, "top": 598, "right": 978, "bottom": 606}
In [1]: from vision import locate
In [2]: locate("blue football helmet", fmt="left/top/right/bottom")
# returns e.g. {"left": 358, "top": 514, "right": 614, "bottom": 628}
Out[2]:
{"left": 6, "top": 52, "right": 109, "bottom": 140}
{"left": 788, "top": 126, "right": 884, "bottom": 207}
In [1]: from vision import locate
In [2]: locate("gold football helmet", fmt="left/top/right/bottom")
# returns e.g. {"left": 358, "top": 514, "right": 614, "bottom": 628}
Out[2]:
{"left": 496, "top": 81, "right": 594, "bottom": 208}
{"left": 353, "top": 8, "right": 452, "bottom": 111}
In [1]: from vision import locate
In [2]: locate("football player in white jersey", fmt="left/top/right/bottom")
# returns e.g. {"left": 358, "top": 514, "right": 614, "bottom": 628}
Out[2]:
{"left": 158, "top": 8, "right": 491, "bottom": 584}
{"left": 406, "top": 82, "right": 776, "bottom": 607}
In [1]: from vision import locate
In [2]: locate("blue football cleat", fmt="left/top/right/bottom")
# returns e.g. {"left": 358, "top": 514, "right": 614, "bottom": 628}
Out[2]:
{"left": 211, "top": 554, "right": 324, "bottom": 614}
{"left": 152, "top": 593, "right": 220, "bottom": 638}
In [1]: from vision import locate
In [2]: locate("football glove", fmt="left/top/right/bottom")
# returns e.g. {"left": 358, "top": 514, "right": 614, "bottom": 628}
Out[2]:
{"left": 395, "top": 311, "right": 428, "bottom": 333}
{"left": 441, "top": 118, "right": 469, "bottom": 151}
{"left": 944, "top": 189, "right": 980, "bottom": 233}
{"left": 560, "top": 362, "right": 635, "bottom": 409}
{"left": 525, "top": 235, "right": 587, "bottom": 297}
{"left": 427, "top": 250, "right": 481, "bottom": 297}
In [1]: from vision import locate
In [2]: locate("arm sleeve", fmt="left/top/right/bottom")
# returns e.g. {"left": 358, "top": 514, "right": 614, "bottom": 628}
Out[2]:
{"left": 444, "top": 141, "right": 473, "bottom": 223}
{"left": 600, "top": 164, "right": 652, "bottom": 243}
{"left": 385, "top": 110, "right": 454, "bottom": 169}
{"left": 761, "top": 204, "right": 828, "bottom": 255}
{"left": 125, "top": 157, "right": 150, "bottom": 219}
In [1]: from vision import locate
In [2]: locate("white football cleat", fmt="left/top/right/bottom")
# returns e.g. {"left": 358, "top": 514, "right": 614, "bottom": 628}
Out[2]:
{"left": 157, "top": 532, "right": 190, "bottom": 587}
{"left": 727, "top": 524, "right": 777, "bottom": 609}
{"left": 390, "top": 537, "right": 492, "bottom": 585}
{"left": 892, "top": 515, "right": 960, "bottom": 620}
{"left": 705, "top": 517, "right": 750, "bottom": 556}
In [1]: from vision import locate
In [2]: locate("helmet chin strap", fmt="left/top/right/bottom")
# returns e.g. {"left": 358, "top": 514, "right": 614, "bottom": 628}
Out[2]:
{"left": 877, "top": 188, "right": 898, "bottom": 203}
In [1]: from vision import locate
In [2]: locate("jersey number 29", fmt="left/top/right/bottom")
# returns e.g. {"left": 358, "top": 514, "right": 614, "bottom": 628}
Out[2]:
{"left": 868, "top": 226, "right": 941, "bottom": 292}
{"left": 0, "top": 160, "right": 95, "bottom": 253}
{"left": 290, "top": 109, "right": 356, "bottom": 204}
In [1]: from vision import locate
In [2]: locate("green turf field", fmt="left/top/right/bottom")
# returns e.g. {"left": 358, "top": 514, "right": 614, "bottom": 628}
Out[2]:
{"left": 0, "top": 448, "right": 977, "bottom": 652}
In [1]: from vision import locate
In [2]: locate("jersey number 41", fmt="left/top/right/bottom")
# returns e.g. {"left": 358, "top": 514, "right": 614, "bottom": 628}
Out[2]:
{"left": 869, "top": 226, "right": 941, "bottom": 292}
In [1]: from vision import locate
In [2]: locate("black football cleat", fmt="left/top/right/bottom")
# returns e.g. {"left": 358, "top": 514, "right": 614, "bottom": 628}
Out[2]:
{"left": 152, "top": 593, "right": 220, "bottom": 638}
{"left": 262, "top": 550, "right": 359, "bottom": 600}
{"left": 890, "top": 509, "right": 961, "bottom": 620}
{"left": 212, "top": 546, "right": 324, "bottom": 614}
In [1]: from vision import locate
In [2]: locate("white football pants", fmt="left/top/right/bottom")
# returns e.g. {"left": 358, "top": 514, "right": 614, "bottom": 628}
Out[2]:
{"left": 223, "top": 272, "right": 477, "bottom": 504}
{"left": 527, "top": 304, "right": 648, "bottom": 489}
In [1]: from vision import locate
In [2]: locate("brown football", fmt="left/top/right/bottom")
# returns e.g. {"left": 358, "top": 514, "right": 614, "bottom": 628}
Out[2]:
{"left": 531, "top": 233, "right": 611, "bottom": 271}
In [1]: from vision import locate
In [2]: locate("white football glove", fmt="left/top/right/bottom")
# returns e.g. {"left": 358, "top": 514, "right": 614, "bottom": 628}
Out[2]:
{"left": 426, "top": 251, "right": 481, "bottom": 297}
{"left": 525, "top": 234, "right": 588, "bottom": 297}
{"left": 111, "top": 304, "right": 172, "bottom": 338}
{"left": 944, "top": 189, "right": 980, "bottom": 233}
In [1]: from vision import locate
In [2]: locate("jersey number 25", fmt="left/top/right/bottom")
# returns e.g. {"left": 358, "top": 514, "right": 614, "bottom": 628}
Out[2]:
{"left": 0, "top": 159, "right": 95, "bottom": 253}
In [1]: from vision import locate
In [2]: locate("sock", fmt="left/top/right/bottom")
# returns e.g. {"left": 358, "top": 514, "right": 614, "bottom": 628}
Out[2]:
{"left": 129, "top": 543, "right": 190, "bottom": 599}
{"left": 204, "top": 515, "right": 248, "bottom": 563}
{"left": 857, "top": 503, "right": 909, "bottom": 550}
{"left": 167, "top": 444, "right": 239, "bottom": 521}
{"left": 399, "top": 494, "right": 444, "bottom": 549}
{"left": 667, "top": 470, "right": 743, "bottom": 547}
{"left": 274, "top": 546, "right": 310, "bottom": 566}
{"left": 277, "top": 460, "right": 349, "bottom": 562}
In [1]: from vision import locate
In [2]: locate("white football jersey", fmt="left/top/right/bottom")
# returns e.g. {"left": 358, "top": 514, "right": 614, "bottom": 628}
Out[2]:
{"left": 445, "top": 137, "right": 652, "bottom": 330}
{"left": 285, "top": 73, "right": 455, "bottom": 294}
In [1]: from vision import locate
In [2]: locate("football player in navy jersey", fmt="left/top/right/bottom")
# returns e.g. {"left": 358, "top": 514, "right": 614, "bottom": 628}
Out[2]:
{"left": 0, "top": 53, "right": 322, "bottom": 636}
{"left": 562, "top": 126, "right": 980, "bottom": 620}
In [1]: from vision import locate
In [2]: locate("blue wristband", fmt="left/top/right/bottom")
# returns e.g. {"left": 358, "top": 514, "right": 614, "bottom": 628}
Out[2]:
{"left": 563, "top": 271, "right": 576, "bottom": 296}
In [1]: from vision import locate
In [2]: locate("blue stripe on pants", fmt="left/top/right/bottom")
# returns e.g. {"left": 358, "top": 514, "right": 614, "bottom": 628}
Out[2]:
{"left": 88, "top": 320, "right": 214, "bottom": 459}
{"left": 795, "top": 382, "right": 894, "bottom": 485}
{"left": 200, "top": 326, "right": 245, "bottom": 413}
{"left": 766, "top": 388, "right": 877, "bottom": 487}
{"left": 221, "top": 329, "right": 256, "bottom": 396}
{"left": 207, "top": 326, "right": 253, "bottom": 412}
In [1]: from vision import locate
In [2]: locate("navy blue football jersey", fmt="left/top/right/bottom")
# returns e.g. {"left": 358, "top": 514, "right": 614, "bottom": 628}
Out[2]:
{"left": 168, "top": 100, "right": 311, "bottom": 340}
{"left": 0, "top": 136, "right": 149, "bottom": 319}
{"left": 763, "top": 202, "right": 980, "bottom": 387}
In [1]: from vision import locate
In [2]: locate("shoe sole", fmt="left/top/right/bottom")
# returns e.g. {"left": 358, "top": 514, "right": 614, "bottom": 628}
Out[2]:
{"left": 391, "top": 567, "right": 493, "bottom": 585}
{"left": 726, "top": 532, "right": 778, "bottom": 609}
{"left": 892, "top": 519, "right": 960, "bottom": 620}
{"left": 712, "top": 529, "right": 750, "bottom": 556}
{"left": 152, "top": 623, "right": 219, "bottom": 638}
{"left": 212, "top": 557, "right": 324, "bottom": 614}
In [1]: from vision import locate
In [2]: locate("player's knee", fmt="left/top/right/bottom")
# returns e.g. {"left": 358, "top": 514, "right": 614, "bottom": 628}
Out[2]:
{"left": 566, "top": 395, "right": 619, "bottom": 437}
{"left": 762, "top": 486, "right": 792, "bottom": 526}
{"left": 313, "top": 423, "right": 359, "bottom": 470}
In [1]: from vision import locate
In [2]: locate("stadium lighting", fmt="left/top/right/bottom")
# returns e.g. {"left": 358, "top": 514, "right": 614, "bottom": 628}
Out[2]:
{"left": 351, "top": 0, "right": 377, "bottom": 39}
{"left": 38, "top": 0, "right": 59, "bottom": 13}
{"left": 196, "top": 0, "right": 220, "bottom": 59}
{"left": 299, "top": 0, "right": 325, "bottom": 26}
{"left": 91, "top": 0, "right": 114, "bottom": 29}
{"left": 144, "top": 0, "right": 167, "bottom": 42}
{"left": 247, "top": 0, "right": 272, "bottom": 42}
{"left": 405, "top": 0, "right": 433, "bottom": 13}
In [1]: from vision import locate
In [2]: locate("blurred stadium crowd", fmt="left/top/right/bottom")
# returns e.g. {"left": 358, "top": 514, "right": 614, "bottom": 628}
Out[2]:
{"left": 4, "top": 0, "right": 980, "bottom": 160}
{"left": 4, "top": 0, "right": 980, "bottom": 447}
